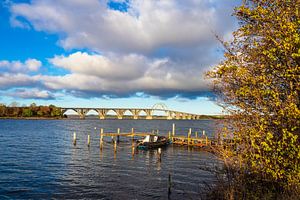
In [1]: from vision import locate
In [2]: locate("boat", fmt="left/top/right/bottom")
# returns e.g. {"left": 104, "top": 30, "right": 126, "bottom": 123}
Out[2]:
{"left": 137, "top": 135, "right": 169, "bottom": 150}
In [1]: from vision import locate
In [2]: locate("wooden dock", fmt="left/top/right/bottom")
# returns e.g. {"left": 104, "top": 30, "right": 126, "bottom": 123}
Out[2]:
{"left": 73, "top": 124, "right": 225, "bottom": 149}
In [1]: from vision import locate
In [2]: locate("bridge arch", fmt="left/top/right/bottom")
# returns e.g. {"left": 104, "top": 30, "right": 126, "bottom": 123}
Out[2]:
{"left": 85, "top": 109, "right": 98, "bottom": 116}
{"left": 152, "top": 103, "right": 168, "bottom": 110}
{"left": 106, "top": 109, "right": 118, "bottom": 119}
{"left": 123, "top": 110, "right": 134, "bottom": 119}
{"left": 62, "top": 108, "right": 80, "bottom": 118}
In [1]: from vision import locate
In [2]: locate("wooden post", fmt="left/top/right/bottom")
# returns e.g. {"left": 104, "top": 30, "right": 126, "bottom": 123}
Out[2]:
{"left": 117, "top": 128, "right": 120, "bottom": 143}
{"left": 188, "top": 128, "right": 191, "bottom": 146}
{"left": 156, "top": 129, "right": 159, "bottom": 135}
{"left": 168, "top": 131, "right": 171, "bottom": 139}
{"left": 132, "top": 146, "right": 135, "bottom": 157}
{"left": 172, "top": 123, "right": 175, "bottom": 142}
{"left": 114, "top": 139, "right": 117, "bottom": 152}
{"left": 195, "top": 131, "right": 198, "bottom": 138}
{"left": 206, "top": 136, "right": 208, "bottom": 145}
{"left": 73, "top": 132, "right": 76, "bottom": 146}
{"left": 202, "top": 130, "right": 206, "bottom": 136}
{"left": 100, "top": 128, "right": 104, "bottom": 150}
{"left": 172, "top": 123, "right": 175, "bottom": 136}
{"left": 158, "top": 148, "right": 162, "bottom": 162}
{"left": 87, "top": 134, "right": 90, "bottom": 147}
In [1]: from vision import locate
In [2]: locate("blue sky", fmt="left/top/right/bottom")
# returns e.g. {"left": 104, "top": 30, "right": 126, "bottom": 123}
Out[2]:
{"left": 0, "top": 0, "right": 239, "bottom": 115}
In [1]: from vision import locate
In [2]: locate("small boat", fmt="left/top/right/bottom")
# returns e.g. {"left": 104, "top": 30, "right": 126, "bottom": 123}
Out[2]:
{"left": 137, "top": 135, "right": 169, "bottom": 150}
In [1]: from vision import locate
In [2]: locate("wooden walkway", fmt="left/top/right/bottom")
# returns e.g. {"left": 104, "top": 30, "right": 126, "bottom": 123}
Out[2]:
{"left": 72, "top": 124, "right": 226, "bottom": 149}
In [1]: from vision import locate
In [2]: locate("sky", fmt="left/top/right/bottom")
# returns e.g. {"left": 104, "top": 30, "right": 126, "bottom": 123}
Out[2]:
{"left": 0, "top": 0, "right": 239, "bottom": 115}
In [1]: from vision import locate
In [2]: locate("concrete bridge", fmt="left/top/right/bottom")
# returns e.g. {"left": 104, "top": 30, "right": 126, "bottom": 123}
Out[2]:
{"left": 61, "top": 103, "right": 202, "bottom": 120}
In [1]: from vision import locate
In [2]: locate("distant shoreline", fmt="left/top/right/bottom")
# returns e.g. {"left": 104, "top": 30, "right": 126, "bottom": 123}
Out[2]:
{"left": 0, "top": 115, "right": 226, "bottom": 120}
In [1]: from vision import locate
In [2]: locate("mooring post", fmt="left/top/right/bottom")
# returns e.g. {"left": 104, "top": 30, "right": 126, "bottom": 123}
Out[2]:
{"left": 188, "top": 128, "right": 192, "bottom": 146}
{"left": 87, "top": 134, "right": 90, "bottom": 147}
{"left": 172, "top": 123, "right": 175, "bottom": 136}
{"left": 195, "top": 131, "right": 198, "bottom": 138}
{"left": 117, "top": 128, "right": 120, "bottom": 143}
{"left": 100, "top": 128, "right": 104, "bottom": 150}
{"left": 168, "top": 131, "right": 171, "bottom": 139}
{"left": 158, "top": 148, "right": 162, "bottom": 162}
{"left": 132, "top": 146, "right": 135, "bottom": 157}
{"left": 202, "top": 130, "right": 206, "bottom": 137}
{"left": 73, "top": 132, "right": 76, "bottom": 146}
{"left": 172, "top": 123, "right": 175, "bottom": 142}
{"left": 114, "top": 139, "right": 117, "bottom": 152}
{"left": 206, "top": 136, "right": 208, "bottom": 145}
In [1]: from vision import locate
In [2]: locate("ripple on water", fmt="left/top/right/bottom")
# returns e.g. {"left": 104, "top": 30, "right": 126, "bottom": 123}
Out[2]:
{"left": 0, "top": 119, "right": 221, "bottom": 199}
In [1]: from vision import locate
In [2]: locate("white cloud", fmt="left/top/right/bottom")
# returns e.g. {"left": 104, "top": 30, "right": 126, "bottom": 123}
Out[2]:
{"left": 7, "top": 88, "right": 55, "bottom": 100}
{"left": 0, "top": 73, "right": 35, "bottom": 88}
{"left": 10, "top": 0, "right": 237, "bottom": 53}
{"left": 25, "top": 59, "right": 41, "bottom": 71}
{"left": 49, "top": 52, "right": 161, "bottom": 81}
{"left": 37, "top": 51, "right": 211, "bottom": 98}
{"left": 0, "top": 58, "right": 41, "bottom": 73}
{"left": 4, "top": 0, "right": 239, "bottom": 100}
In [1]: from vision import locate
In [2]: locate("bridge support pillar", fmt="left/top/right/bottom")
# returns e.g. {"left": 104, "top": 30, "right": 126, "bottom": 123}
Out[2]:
{"left": 130, "top": 109, "right": 139, "bottom": 120}
{"left": 97, "top": 109, "right": 108, "bottom": 120}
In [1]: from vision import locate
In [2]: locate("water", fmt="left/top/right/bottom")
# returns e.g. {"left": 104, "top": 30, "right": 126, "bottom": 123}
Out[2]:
{"left": 0, "top": 119, "right": 221, "bottom": 199}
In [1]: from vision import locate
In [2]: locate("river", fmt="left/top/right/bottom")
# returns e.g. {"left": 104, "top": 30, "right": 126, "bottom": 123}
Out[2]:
{"left": 0, "top": 119, "right": 221, "bottom": 199}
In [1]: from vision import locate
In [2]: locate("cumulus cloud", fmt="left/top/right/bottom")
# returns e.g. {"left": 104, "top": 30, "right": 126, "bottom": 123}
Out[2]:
{"left": 6, "top": 88, "right": 56, "bottom": 100}
{"left": 49, "top": 52, "right": 161, "bottom": 81}
{"left": 3, "top": 0, "right": 239, "bottom": 100}
{"left": 39, "top": 51, "right": 210, "bottom": 98}
{"left": 0, "top": 73, "right": 38, "bottom": 89}
{"left": 10, "top": 0, "right": 237, "bottom": 53}
{"left": 0, "top": 58, "right": 41, "bottom": 73}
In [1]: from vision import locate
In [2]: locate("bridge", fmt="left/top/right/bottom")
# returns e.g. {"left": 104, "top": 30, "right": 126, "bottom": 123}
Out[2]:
{"left": 61, "top": 103, "right": 202, "bottom": 120}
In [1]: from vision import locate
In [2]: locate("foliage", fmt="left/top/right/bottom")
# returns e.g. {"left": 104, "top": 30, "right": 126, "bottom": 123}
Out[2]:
{"left": 207, "top": 0, "right": 299, "bottom": 198}
{"left": 22, "top": 108, "right": 33, "bottom": 117}
{"left": 0, "top": 103, "right": 63, "bottom": 118}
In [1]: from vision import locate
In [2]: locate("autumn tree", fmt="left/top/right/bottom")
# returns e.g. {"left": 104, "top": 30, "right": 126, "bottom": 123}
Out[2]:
{"left": 208, "top": 0, "right": 299, "bottom": 198}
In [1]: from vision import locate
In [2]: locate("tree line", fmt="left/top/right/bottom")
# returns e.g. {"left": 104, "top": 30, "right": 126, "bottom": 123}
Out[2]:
{"left": 0, "top": 103, "right": 64, "bottom": 118}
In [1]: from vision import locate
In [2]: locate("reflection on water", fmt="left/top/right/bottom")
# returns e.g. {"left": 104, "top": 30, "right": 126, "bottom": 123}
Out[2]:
{"left": 0, "top": 119, "right": 221, "bottom": 199}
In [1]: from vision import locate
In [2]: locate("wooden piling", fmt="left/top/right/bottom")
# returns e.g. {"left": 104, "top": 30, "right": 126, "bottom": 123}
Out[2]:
{"left": 117, "top": 128, "right": 120, "bottom": 143}
{"left": 158, "top": 148, "right": 162, "bottom": 162}
{"left": 168, "top": 131, "right": 171, "bottom": 139}
{"left": 132, "top": 146, "right": 135, "bottom": 157}
{"left": 172, "top": 123, "right": 175, "bottom": 136}
{"left": 73, "top": 132, "right": 76, "bottom": 146}
{"left": 87, "top": 134, "right": 90, "bottom": 147}
{"left": 114, "top": 139, "right": 117, "bottom": 152}
{"left": 100, "top": 128, "right": 104, "bottom": 150}
{"left": 172, "top": 123, "right": 175, "bottom": 142}
{"left": 188, "top": 128, "right": 192, "bottom": 146}
{"left": 195, "top": 131, "right": 198, "bottom": 138}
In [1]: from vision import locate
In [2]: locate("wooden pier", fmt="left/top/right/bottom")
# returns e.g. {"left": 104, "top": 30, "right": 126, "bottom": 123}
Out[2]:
{"left": 71, "top": 123, "right": 228, "bottom": 151}
{"left": 94, "top": 125, "right": 217, "bottom": 149}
